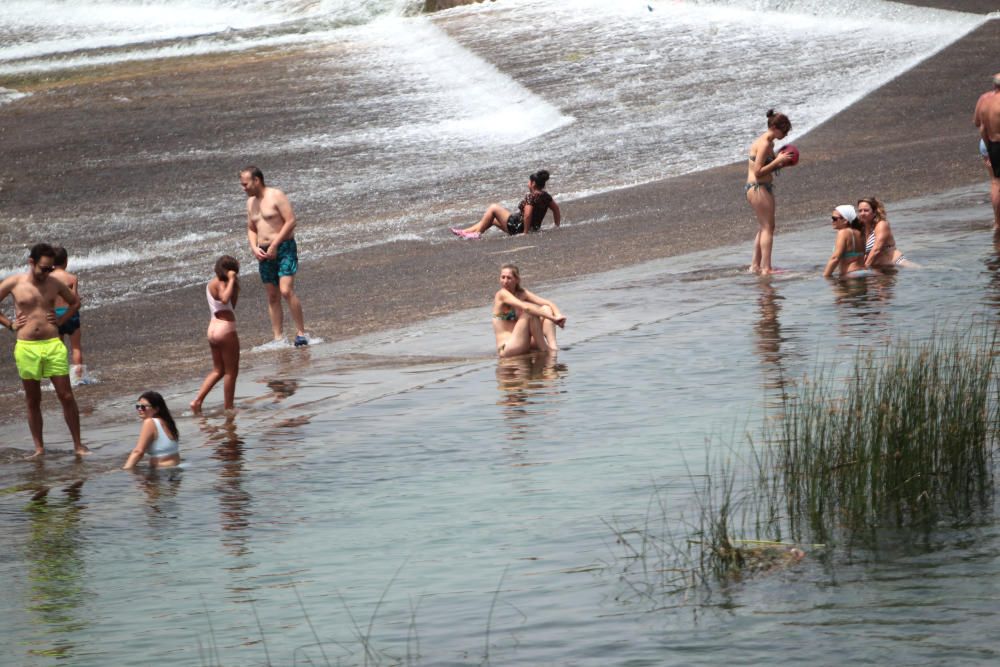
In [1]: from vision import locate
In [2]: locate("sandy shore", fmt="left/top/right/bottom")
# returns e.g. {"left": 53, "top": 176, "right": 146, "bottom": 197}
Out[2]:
{"left": 0, "top": 9, "right": 997, "bottom": 428}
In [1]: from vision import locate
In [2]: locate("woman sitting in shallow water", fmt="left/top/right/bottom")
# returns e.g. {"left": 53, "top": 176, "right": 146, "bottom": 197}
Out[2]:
{"left": 452, "top": 170, "right": 561, "bottom": 239}
{"left": 123, "top": 391, "right": 180, "bottom": 470}
{"left": 492, "top": 264, "right": 566, "bottom": 357}
{"left": 823, "top": 205, "right": 868, "bottom": 278}
{"left": 858, "top": 196, "right": 915, "bottom": 268}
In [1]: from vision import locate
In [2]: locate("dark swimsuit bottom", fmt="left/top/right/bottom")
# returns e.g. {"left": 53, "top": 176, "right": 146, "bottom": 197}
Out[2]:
{"left": 987, "top": 139, "right": 1000, "bottom": 178}
{"left": 506, "top": 212, "right": 525, "bottom": 235}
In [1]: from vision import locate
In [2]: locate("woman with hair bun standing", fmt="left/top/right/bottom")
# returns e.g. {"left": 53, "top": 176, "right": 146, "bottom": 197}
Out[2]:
{"left": 746, "top": 109, "right": 795, "bottom": 275}
{"left": 451, "top": 170, "right": 561, "bottom": 238}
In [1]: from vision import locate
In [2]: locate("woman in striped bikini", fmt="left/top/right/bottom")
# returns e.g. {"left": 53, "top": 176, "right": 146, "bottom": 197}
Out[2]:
{"left": 858, "top": 197, "right": 915, "bottom": 269}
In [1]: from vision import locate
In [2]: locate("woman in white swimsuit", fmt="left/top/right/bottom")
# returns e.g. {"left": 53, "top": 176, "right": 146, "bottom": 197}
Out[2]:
{"left": 123, "top": 391, "right": 180, "bottom": 469}
{"left": 191, "top": 256, "right": 240, "bottom": 412}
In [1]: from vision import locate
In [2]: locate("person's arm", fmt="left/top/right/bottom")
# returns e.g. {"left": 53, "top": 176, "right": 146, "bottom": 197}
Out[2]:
{"left": 123, "top": 419, "right": 156, "bottom": 470}
{"left": 0, "top": 277, "right": 15, "bottom": 331}
{"left": 974, "top": 94, "right": 992, "bottom": 141}
{"left": 507, "top": 289, "right": 567, "bottom": 328}
{"left": 230, "top": 274, "right": 240, "bottom": 309}
{"left": 549, "top": 199, "right": 561, "bottom": 228}
{"left": 522, "top": 203, "right": 535, "bottom": 233}
{"left": 864, "top": 221, "right": 889, "bottom": 268}
{"left": 520, "top": 288, "right": 563, "bottom": 320}
{"left": 751, "top": 139, "right": 791, "bottom": 180}
{"left": 247, "top": 201, "right": 267, "bottom": 261}
{"left": 264, "top": 192, "right": 296, "bottom": 259}
{"left": 823, "top": 231, "right": 847, "bottom": 277}
{"left": 217, "top": 273, "right": 239, "bottom": 305}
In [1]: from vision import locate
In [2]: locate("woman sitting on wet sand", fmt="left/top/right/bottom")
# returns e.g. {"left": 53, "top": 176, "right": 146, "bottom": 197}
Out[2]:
{"left": 858, "top": 196, "right": 915, "bottom": 268}
{"left": 823, "top": 205, "right": 869, "bottom": 278}
{"left": 492, "top": 264, "right": 566, "bottom": 357}
{"left": 452, "top": 170, "right": 561, "bottom": 239}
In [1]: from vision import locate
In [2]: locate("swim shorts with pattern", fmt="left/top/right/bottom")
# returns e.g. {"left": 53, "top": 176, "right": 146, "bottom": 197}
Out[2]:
{"left": 14, "top": 338, "right": 69, "bottom": 380}
{"left": 257, "top": 238, "right": 299, "bottom": 286}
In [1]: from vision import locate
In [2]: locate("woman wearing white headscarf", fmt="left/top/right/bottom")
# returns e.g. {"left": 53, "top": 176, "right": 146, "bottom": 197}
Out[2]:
{"left": 823, "top": 205, "right": 868, "bottom": 278}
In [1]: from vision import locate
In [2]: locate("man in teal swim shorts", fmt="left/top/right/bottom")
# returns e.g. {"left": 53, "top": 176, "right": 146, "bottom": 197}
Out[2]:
{"left": 241, "top": 166, "right": 309, "bottom": 346}
{"left": 0, "top": 243, "right": 89, "bottom": 458}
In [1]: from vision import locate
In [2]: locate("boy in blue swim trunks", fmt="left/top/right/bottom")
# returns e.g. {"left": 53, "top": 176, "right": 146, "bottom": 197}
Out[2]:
{"left": 0, "top": 243, "right": 89, "bottom": 458}
{"left": 52, "top": 246, "right": 85, "bottom": 381}
{"left": 241, "top": 166, "right": 309, "bottom": 346}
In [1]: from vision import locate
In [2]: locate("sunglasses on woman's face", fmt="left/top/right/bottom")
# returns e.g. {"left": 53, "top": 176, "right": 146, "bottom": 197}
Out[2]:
{"left": 135, "top": 403, "right": 152, "bottom": 411}
{"left": 831, "top": 215, "right": 844, "bottom": 222}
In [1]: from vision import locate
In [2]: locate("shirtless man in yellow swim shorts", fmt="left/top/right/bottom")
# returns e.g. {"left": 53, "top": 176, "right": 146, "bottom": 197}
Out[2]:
{"left": 0, "top": 243, "right": 89, "bottom": 458}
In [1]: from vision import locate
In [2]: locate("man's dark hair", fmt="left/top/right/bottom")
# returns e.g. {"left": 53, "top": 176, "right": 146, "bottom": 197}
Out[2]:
{"left": 53, "top": 246, "right": 69, "bottom": 268}
{"left": 29, "top": 243, "right": 56, "bottom": 263}
{"left": 241, "top": 165, "right": 265, "bottom": 186}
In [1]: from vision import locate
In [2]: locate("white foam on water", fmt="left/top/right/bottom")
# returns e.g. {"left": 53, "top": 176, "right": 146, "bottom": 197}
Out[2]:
{"left": 250, "top": 338, "right": 294, "bottom": 352}
{"left": 281, "top": 17, "right": 572, "bottom": 151}
{"left": 0, "top": 28, "right": 331, "bottom": 76}
{"left": 366, "top": 17, "right": 573, "bottom": 145}
{"left": 0, "top": 87, "right": 29, "bottom": 106}
{"left": 426, "top": 0, "right": 983, "bottom": 196}
{"left": 63, "top": 231, "right": 226, "bottom": 271}
{"left": 0, "top": 2, "right": 280, "bottom": 61}
{"left": 248, "top": 334, "right": 324, "bottom": 353}
{"left": 0, "top": 0, "right": 988, "bottom": 311}
{"left": 0, "top": 231, "right": 230, "bottom": 280}
{"left": 0, "top": 0, "right": 423, "bottom": 73}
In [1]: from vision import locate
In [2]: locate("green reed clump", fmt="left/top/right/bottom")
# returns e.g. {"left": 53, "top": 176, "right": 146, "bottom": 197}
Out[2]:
{"left": 605, "top": 452, "right": 801, "bottom": 606}
{"left": 776, "top": 328, "right": 998, "bottom": 547}
{"left": 608, "top": 327, "right": 1000, "bottom": 598}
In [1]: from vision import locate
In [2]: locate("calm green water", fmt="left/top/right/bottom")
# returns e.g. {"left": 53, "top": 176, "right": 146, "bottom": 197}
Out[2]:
{"left": 1, "top": 185, "right": 999, "bottom": 666}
